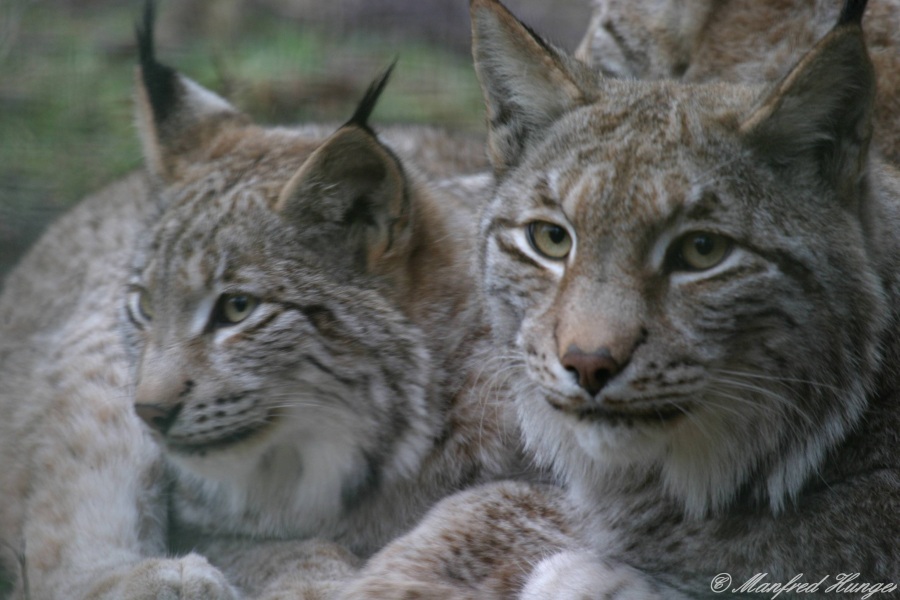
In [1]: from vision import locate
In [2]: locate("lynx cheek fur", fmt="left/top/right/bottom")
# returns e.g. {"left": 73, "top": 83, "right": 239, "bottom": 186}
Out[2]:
{"left": 0, "top": 8, "right": 525, "bottom": 598}
{"left": 577, "top": 0, "right": 900, "bottom": 164}
{"left": 342, "top": 0, "right": 900, "bottom": 597}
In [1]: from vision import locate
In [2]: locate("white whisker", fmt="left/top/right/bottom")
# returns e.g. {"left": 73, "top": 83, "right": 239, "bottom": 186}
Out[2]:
{"left": 716, "top": 368, "right": 845, "bottom": 395}
{"left": 708, "top": 372, "right": 816, "bottom": 427}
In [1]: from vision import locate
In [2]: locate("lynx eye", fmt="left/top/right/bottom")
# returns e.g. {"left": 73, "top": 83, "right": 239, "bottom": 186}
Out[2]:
{"left": 527, "top": 221, "right": 572, "bottom": 260}
{"left": 214, "top": 293, "right": 259, "bottom": 325}
{"left": 671, "top": 232, "right": 732, "bottom": 271}
{"left": 128, "top": 288, "right": 154, "bottom": 323}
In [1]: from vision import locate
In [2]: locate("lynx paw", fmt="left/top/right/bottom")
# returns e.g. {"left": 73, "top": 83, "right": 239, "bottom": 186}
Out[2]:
{"left": 520, "top": 551, "right": 661, "bottom": 600}
{"left": 116, "top": 553, "right": 240, "bottom": 599}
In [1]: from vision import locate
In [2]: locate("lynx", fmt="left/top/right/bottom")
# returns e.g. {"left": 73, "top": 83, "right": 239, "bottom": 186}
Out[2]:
{"left": 0, "top": 7, "right": 528, "bottom": 599}
{"left": 342, "top": 0, "right": 900, "bottom": 597}
{"left": 577, "top": 0, "right": 900, "bottom": 164}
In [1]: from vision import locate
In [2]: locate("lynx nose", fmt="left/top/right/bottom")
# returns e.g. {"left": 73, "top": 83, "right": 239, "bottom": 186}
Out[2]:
{"left": 135, "top": 402, "right": 183, "bottom": 434}
{"left": 561, "top": 346, "right": 621, "bottom": 396}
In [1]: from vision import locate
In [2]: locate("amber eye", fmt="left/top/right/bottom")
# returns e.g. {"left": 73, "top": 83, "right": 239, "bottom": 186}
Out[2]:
{"left": 128, "top": 288, "right": 154, "bottom": 323}
{"left": 527, "top": 221, "right": 573, "bottom": 260}
{"left": 214, "top": 293, "right": 259, "bottom": 325}
{"left": 672, "top": 232, "right": 732, "bottom": 271}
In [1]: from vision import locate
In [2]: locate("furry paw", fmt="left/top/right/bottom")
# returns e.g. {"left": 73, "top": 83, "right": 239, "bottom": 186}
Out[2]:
{"left": 115, "top": 554, "right": 240, "bottom": 599}
{"left": 520, "top": 551, "right": 662, "bottom": 600}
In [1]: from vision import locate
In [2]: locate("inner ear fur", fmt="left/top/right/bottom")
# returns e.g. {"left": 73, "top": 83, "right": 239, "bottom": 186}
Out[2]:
{"left": 276, "top": 125, "right": 410, "bottom": 269}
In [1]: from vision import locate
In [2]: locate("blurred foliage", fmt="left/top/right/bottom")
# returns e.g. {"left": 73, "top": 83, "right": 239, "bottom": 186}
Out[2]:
{"left": 0, "top": 0, "right": 488, "bottom": 282}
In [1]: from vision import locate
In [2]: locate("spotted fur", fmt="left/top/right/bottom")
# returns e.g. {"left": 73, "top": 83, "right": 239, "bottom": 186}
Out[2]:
{"left": 0, "top": 10, "right": 527, "bottom": 599}
{"left": 342, "top": 1, "right": 900, "bottom": 597}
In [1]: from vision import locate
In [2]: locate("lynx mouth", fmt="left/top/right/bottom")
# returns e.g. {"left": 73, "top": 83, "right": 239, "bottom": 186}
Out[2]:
{"left": 165, "top": 420, "right": 275, "bottom": 456}
{"left": 549, "top": 399, "right": 686, "bottom": 426}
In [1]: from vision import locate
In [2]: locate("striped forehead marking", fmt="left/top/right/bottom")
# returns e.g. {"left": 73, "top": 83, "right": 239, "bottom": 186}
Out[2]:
{"left": 182, "top": 250, "right": 209, "bottom": 290}
{"left": 554, "top": 154, "right": 696, "bottom": 228}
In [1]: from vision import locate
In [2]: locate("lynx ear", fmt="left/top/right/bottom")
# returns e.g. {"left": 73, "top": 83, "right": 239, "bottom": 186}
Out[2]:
{"left": 470, "top": 0, "right": 596, "bottom": 176}
{"left": 276, "top": 66, "right": 409, "bottom": 270}
{"left": 740, "top": 0, "right": 874, "bottom": 198}
{"left": 134, "top": 1, "right": 247, "bottom": 182}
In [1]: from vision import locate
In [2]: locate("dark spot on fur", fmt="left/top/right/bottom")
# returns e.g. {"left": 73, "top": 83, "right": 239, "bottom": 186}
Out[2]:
{"left": 179, "top": 380, "right": 194, "bottom": 398}
{"left": 300, "top": 305, "right": 338, "bottom": 333}
{"left": 602, "top": 19, "right": 642, "bottom": 72}
{"left": 341, "top": 452, "right": 381, "bottom": 513}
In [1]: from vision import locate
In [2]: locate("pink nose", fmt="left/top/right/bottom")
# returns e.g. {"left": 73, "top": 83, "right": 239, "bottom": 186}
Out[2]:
{"left": 560, "top": 346, "right": 621, "bottom": 396}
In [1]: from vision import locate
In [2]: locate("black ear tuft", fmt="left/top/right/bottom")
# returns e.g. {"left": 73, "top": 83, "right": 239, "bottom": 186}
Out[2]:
{"left": 135, "top": 0, "right": 178, "bottom": 124}
{"left": 838, "top": 0, "right": 868, "bottom": 26}
{"left": 345, "top": 61, "right": 397, "bottom": 132}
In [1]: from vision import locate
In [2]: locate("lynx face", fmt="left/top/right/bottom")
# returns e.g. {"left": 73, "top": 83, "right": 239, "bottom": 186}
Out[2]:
{"left": 120, "top": 35, "right": 445, "bottom": 539}
{"left": 125, "top": 167, "right": 431, "bottom": 523}
{"left": 472, "top": 0, "right": 886, "bottom": 516}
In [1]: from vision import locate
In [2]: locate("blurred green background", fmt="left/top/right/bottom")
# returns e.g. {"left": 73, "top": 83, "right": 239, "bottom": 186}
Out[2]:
{"left": 0, "top": 0, "right": 589, "bottom": 284}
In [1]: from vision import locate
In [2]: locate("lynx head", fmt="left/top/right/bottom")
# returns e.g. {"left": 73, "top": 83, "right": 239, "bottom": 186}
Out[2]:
{"left": 124, "top": 4, "right": 437, "bottom": 535}
{"left": 470, "top": 0, "right": 885, "bottom": 516}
